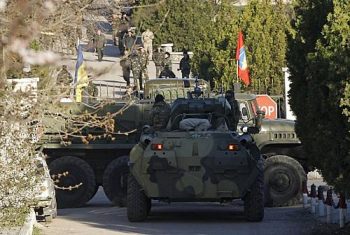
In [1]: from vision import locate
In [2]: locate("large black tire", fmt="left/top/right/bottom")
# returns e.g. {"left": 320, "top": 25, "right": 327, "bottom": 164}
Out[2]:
{"left": 127, "top": 174, "right": 151, "bottom": 222}
{"left": 102, "top": 156, "right": 129, "bottom": 207}
{"left": 244, "top": 160, "right": 264, "bottom": 222}
{"left": 49, "top": 156, "right": 96, "bottom": 209}
{"left": 264, "top": 155, "right": 306, "bottom": 207}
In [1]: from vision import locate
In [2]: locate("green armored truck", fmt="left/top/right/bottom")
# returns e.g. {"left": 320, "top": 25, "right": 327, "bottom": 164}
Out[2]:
{"left": 127, "top": 86, "right": 264, "bottom": 222}
{"left": 40, "top": 78, "right": 307, "bottom": 208}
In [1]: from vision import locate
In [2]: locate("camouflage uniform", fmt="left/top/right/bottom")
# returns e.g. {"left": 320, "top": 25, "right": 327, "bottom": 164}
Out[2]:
{"left": 141, "top": 29, "right": 154, "bottom": 60}
{"left": 56, "top": 65, "right": 73, "bottom": 93}
{"left": 120, "top": 53, "right": 131, "bottom": 86}
{"left": 149, "top": 100, "right": 171, "bottom": 130}
{"left": 139, "top": 49, "right": 149, "bottom": 82}
{"left": 130, "top": 53, "right": 142, "bottom": 90}
{"left": 164, "top": 55, "right": 172, "bottom": 71}
{"left": 124, "top": 33, "right": 135, "bottom": 52}
{"left": 94, "top": 33, "right": 106, "bottom": 61}
{"left": 152, "top": 50, "right": 164, "bottom": 77}
{"left": 117, "top": 15, "right": 130, "bottom": 55}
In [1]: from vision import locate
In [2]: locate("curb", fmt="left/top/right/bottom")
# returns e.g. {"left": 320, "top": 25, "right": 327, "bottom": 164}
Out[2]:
{"left": 19, "top": 208, "right": 36, "bottom": 235}
{"left": 0, "top": 208, "right": 36, "bottom": 235}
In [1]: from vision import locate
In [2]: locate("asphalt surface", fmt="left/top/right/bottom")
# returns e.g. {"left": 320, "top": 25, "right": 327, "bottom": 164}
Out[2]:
{"left": 41, "top": 187, "right": 318, "bottom": 235}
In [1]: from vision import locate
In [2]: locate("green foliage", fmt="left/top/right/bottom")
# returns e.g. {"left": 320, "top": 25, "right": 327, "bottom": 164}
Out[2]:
{"left": 134, "top": 1, "right": 290, "bottom": 94}
{"left": 288, "top": 0, "right": 350, "bottom": 194}
{"left": 240, "top": 0, "right": 290, "bottom": 94}
{"left": 134, "top": 0, "right": 215, "bottom": 51}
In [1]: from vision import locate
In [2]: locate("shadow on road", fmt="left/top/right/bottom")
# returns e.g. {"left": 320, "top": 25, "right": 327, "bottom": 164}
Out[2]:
{"left": 47, "top": 188, "right": 315, "bottom": 235}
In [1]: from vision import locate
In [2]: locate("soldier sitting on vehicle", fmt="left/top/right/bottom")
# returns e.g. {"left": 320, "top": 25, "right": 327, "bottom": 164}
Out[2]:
{"left": 159, "top": 65, "right": 176, "bottom": 78}
{"left": 225, "top": 90, "right": 241, "bottom": 131}
{"left": 149, "top": 94, "right": 171, "bottom": 131}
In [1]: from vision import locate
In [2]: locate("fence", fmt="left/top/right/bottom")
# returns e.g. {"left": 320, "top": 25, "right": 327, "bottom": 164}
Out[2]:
{"left": 302, "top": 182, "right": 349, "bottom": 228}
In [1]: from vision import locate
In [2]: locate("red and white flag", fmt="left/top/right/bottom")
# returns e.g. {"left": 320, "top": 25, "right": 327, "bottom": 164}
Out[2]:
{"left": 235, "top": 31, "right": 250, "bottom": 86}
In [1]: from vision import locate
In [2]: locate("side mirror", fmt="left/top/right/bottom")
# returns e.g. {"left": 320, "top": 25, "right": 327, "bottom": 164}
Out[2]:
{"left": 241, "top": 125, "right": 260, "bottom": 134}
{"left": 255, "top": 110, "right": 265, "bottom": 130}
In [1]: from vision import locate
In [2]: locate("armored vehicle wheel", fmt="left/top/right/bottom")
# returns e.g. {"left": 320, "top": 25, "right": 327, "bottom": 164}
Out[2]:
{"left": 102, "top": 156, "right": 129, "bottom": 207}
{"left": 127, "top": 174, "right": 151, "bottom": 222}
{"left": 264, "top": 155, "right": 306, "bottom": 207}
{"left": 244, "top": 161, "right": 264, "bottom": 222}
{"left": 49, "top": 156, "right": 96, "bottom": 209}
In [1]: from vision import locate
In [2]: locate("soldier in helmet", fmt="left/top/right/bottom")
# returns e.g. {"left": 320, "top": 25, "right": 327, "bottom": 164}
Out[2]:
{"left": 163, "top": 52, "right": 172, "bottom": 71}
{"left": 138, "top": 46, "right": 149, "bottom": 82}
{"left": 141, "top": 29, "right": 154, "bottom": 60}
{"left": 130, "top": 51, "right": 142, "bottom": 91}
{"left": 153, "top": 46, "right": 164, "bottom": 77}
{"left": 179, "top": 50, "right": 191, "bottom": 78}
{"left": 56, "top": 65, "right": 73, "bottom": 93}
{"left": 116, "top": 12, "right": 130, "bottom": 55}
{"left": 149, "top": 94, "right": 171, "bottom": 130}
{"left": 225, "top": 90, "right": 241, "bottom": 131}
{"left": 93, "top": 29, "right": 106, "bottom": 62}
{"left": 120, "top": 50, "right": 131, "bottom": 87}
{"left": 123, "top": 30, "right": 136, "bottom": 53}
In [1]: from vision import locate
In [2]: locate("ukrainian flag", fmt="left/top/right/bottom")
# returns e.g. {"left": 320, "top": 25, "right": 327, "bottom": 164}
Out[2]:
{"left": 74, "top": 44, "right": 89, "bottom": 102}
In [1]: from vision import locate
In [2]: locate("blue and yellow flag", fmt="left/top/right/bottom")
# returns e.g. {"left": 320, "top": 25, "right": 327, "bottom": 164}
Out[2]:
{"left": 74, "top": 44, "right": 88, "bottom": 102}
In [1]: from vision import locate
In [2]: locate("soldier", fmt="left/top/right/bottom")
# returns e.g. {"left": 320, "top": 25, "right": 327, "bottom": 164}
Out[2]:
{"left": 123, "top": 30, "right": 135, "bottom": 53}
{"left": 120, "top": 51, "right": 131, "bottom": 87}
{"left": 179, "top": 51, "right": 191, "bottom": 78}
{"left": 159, "top": 65, "right": 176, "bottom": 78}
{"left": 141, "top": 29, "right": 154, "bottom": 60}
{"left": 93, "top": 29, "right": 106, "bottom": 62}
{"left": 164, "top": 52, "right": 172, "bottom": 71}
{"left": 56, "top": 65, "right": 73, "bottom": 93}
{"left": 117, "top": 12, "right": 130, "bottom": 55}
{"left": 130, "top": 51, "right": 142, "bottom": 91}
{"left": 225, "top": 90, "right": 241, "bottom": 131}
{"left": 138, "top": 46, "right": 149, "bottom": 82}
{"left": 149, "top": 94, "right": 171, "bottom": 130}
{"left": 152, "top": 46, "right": 164, "bottom": 77}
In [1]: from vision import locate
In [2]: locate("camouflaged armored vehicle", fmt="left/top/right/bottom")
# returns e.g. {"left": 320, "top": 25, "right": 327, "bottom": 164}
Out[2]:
{"left": 127, "top": 83, "right": 265, "bottom": 222}
{"left": 41, "top": 78, "right": 307, "bottom": 209}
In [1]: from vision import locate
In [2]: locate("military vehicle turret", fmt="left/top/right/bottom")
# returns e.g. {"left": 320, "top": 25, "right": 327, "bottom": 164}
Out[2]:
{"left": 127, "top": 83, "right": 264, "bottom": 222}
{"left": 40, "top": 78, "right": 308, "bottom": 209}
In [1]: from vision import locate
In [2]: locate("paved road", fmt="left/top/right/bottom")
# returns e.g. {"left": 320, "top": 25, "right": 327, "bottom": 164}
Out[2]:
{"left": 41, "top": 187, "right": 317, "bottom": 235}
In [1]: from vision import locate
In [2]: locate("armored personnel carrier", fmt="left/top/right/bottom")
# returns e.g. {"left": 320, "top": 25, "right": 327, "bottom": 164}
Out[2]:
{"left": 127, "top": 84, "right": 265, "bottom": 222}
{"left": 41, "top": 78, "right": 307, "bottom": 209}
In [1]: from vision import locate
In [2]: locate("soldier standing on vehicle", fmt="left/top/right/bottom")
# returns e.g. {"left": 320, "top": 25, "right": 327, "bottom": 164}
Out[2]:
{"left": 130, "top": 51, "right": 142, "bottom": 91}
{"left": 120, "top": 51, "right": 131, "bottom": 87}
{"left": 138, "top": 46, "right": 149, "bottom": 82}
{"left": 149, "top": 94, "right": 171, "bottom": 130}
{"left": 153, "top": 46, "right": 164, "bottom": 77}
{"left": 179, "top": 50, "right": 191, "bottom": 78}
{"left": 225, "top": 90, "right": 241, "bottom": 131}
{"left": 141, "top": 29, "right": 154, "bottom": 60}
{"left": 164, "top": 52, "right": 172, "bottom": 71}
{"left": 94, "top": 29, "right": 106, "bottom": 62}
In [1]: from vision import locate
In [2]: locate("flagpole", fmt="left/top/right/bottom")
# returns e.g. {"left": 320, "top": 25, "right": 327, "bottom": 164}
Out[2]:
{"left": 236, "top": 60, "right": 239, "bottom": 83}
